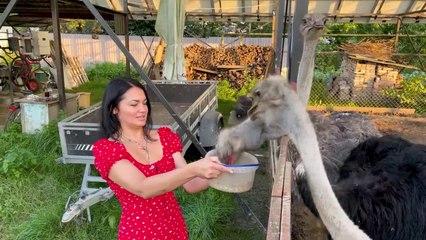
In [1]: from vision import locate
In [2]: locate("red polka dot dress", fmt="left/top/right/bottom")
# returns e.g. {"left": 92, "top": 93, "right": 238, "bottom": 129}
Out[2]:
{"left": 93, "top": 127, "right": 188, "bottom": 240}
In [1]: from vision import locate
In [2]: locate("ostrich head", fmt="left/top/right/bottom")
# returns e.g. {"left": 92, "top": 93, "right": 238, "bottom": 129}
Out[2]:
{"left": 216, "top": 75, "right": 303, "bottom": 163}
{"left": 301, "top": 14, "right": 327, "bottom": 41}
{"left": 247, "top": 75, "right": 304, "bottom": 137}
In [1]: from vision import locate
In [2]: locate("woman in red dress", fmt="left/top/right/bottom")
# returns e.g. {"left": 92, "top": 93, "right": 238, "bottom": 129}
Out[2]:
{"left": 93, "top": 78, "right": 231, "bottom": 240}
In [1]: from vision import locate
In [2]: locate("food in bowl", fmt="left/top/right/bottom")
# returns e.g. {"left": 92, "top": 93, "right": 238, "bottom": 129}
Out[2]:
{"left": 206, "top": 150, "right": 259, "bottom": 193}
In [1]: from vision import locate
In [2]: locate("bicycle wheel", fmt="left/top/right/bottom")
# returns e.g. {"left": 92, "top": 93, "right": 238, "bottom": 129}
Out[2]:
{"left": 0, "top": 56, "right": 9, "bottom": 91}
{"left": 11, "top": 56, "right": 30, "bottom": 88}
{"left": 3, "top": 103, "right": 21, "bottom": 132}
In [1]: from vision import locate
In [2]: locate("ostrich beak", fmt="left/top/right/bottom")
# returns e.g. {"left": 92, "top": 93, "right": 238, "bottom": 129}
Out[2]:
{"left": 247, "top": 103, "right": 259, "bottom": 120}
{"left": 247, "top": 104, "right": 257, "bottom": 116}
{"left": 246, "top": 94, "right": 259, "bottom": 120}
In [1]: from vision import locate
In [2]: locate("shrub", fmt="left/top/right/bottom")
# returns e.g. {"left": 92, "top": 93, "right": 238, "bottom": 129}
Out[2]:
{"left": 0, "top": 122, "right": 60, "bottom": 178}
{"left": 383, "top": 72, "right": 426, "bottom": 113}
{"left": 217, "top": 77, "right": 259, "bottom": 102}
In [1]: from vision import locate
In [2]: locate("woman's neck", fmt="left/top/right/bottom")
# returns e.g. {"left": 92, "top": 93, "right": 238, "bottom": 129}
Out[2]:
{"left": 120, "top": 126, "right": 146, "bottom": 140}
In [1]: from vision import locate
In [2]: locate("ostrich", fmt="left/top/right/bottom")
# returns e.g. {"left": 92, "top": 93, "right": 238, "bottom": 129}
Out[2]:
{"left": 228, "top": 14, "right": 327, "bottom": 127}
{"left": 219, "top": 14, "right": 425, "bottom": 240}
{"left": 286, "top": 14, "right": 381, "bottom": 222}
{"left": 296, "top": 14, "right": 327, "bottom": 106}
{"left": 216, "top": 76, "right": 426, "bottom": 240}
{"left": 288, "top": 14, "right": 382, "bottom": 185}
{"left": 332, "top": 135, "right": 426, "bottom": 240}
{"left": 216, "top": 76, "right": 371, "bottom": 240}
{"left": 229, "top": 12, "right": 381, "bottom": 197}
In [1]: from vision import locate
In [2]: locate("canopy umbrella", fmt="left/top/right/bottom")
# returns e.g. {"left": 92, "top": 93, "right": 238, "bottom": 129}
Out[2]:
{"left": 155, "top": 0, "right": 186, "bottom": 80}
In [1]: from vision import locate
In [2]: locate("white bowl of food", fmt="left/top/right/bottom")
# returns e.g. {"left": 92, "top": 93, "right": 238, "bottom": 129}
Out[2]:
{"left": 206, "top": 150, "right": 259, "bottom": 193}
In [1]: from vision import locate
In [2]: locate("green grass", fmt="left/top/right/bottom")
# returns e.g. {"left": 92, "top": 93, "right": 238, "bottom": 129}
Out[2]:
{"left": 66, "top": 62, "right": 139, "bottom": 105}
{"left": 0, "top": 62, "right": 264, "bottom": 240}
{"left": 0, "top": 122, "right": 262, "bottom": 240}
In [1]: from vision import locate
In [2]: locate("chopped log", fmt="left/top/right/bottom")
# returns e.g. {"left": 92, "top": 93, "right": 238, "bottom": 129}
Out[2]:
{"left": 192, "top": 66, "right": 218, "bottom": 74}
{"left": 216, "top": 65, "right": 247, "bottom": 70}
{"left": 182, "top": 44, "right": 273, "bottom": 89}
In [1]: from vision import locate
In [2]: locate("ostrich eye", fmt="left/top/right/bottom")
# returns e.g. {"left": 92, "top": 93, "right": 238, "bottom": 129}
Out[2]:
{"left": 302, "top": 19, "right": 308, "bottom": 24}
{"left": 255, "top": 90, "right": 261, "bottom": 97}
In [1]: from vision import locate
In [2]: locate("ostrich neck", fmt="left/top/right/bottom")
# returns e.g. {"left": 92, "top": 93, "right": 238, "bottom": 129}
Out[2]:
{"left": 290, "top": 112, "right": 366, "bottom": 239}
{"left": 296, "top": 38, "right": 319, "bottom": 106}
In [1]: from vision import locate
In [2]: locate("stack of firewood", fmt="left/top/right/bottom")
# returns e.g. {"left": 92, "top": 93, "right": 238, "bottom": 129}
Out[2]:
{"left": 184, "top": 44, "right": 273, "bottom": 89}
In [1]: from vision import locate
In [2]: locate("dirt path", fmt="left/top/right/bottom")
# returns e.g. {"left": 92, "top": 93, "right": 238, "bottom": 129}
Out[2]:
{"left": 370, "top": 114, "right": 426, "bottom": 145}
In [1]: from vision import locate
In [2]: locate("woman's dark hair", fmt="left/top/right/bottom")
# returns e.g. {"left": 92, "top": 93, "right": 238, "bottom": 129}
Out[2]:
{"left": 100, "top": 77, "right": 153, "bottom": 141}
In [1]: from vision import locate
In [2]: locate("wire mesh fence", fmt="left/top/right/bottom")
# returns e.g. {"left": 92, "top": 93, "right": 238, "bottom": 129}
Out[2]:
{"left": 310, "top": 52, "right": 426, "bottom": 114}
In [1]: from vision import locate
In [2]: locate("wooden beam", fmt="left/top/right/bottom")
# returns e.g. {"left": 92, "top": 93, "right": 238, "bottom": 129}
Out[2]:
{"left": 209, "top": 0, "right": 216, "bottom": 21}
{"left": 192, "top": 66, "right": 218, "bottom": 74}
{"left": 107, "top": 0, "right": 124, "bottom": 11}
{"left": 127, "top": 2, "right": 147, "bottom": 10}
{"left": 395, "top": 17, "right": 401, "bottom": 48}
{"left": 334, "top": 0, "right": 343, "bottom": 15}
{"left": 370, "top": 0, "right": 386, "bottom": 22}
{"left": 371, "top": 0, "right": 380, "bottom": 14}
{"left": 266, "top": 136, "right": 291, "bottom": 240}
{"left": 267, "top": 197, "right": 282, "bottom": 239}
{"left": 256, "top": 0, "right": 260, "bottom": 21}
{"left": 143, "top": 0, "right": 151, "bottom": 12}
{"left": 218, "top": 0, "right": 223, "bottom": 18}
{"left": 376, "top": 0, "right": 386, "bottom": 15}
{"left": 144, "top": 0, "right": 156, "bottom": 13}
{"left": 216, "top": 65, "right": 248, "bottom": 69}
{"left": 347, "top": 54, "right": 419, "bottom": 69}
{"left": 241, "top": 0, "right": 246, "bottom": 22}
{"left": 153, "top": 39, "right": 165, "bottom": 64}
{"left": 280, "top": 160, "right": 292, "bottom": 240}
{"left": 406, "top": 0, "right": 417, "bottom": 13}
{"left": 397, "top": 9, "right": 426, "bottom": 16}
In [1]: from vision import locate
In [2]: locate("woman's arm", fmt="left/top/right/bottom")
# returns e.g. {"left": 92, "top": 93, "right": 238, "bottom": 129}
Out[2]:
{"left": 108, "top": 155, "right": 230, "bottom": 199}
{"left": 173, "top": 152, "right": 213, "bottom": 194}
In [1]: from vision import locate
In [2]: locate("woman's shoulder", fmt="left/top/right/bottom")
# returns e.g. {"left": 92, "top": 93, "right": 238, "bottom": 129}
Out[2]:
{"left": 93, "top": 138, "right": 123, "bottom": 153}
{"left": 157, "top": 126, "right": 176, "bottom": 135}
{"left": 92, "top": 138, "right": 126, "bottom": 179}
{"left": 94, "top": 138, "right": 116, "bottom": 147}
{"left": 157, "top": 127, "right": 182, "bottom": 141}
{"left": 157, "top": 127, "right": 182, "bottom": 152}
{"left": 93, "top": 138, "right": 127, "bottom": 164}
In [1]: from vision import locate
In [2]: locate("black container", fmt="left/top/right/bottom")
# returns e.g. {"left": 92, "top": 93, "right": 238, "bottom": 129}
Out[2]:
{"left": 7, "top": 37, "right": 19, "bottom": 51}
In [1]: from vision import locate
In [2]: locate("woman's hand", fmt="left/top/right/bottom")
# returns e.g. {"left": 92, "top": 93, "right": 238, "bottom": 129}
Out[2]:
{"left": 189, "top": 156, "right": 233, "bottom": 179}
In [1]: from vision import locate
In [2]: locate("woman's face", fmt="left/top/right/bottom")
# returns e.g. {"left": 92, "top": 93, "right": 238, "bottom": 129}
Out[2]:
{"left": 114, "top": 86, "right": 149, "bottom": 129}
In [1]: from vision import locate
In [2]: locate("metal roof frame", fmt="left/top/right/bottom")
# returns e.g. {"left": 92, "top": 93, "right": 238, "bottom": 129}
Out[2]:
{"left": 1, "top": 1, "right": 425, "bottom": 26}
{"left": 0, "top": 0, "right": 120, "bottom": 26}
{"left": 124, "top": 0, "right": 426, "bottom": 23}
